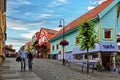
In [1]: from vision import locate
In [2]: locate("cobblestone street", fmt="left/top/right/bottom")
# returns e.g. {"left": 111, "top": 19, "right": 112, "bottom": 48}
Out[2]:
{"left": 1, "top": 58, "right": 120, "bottom": 80}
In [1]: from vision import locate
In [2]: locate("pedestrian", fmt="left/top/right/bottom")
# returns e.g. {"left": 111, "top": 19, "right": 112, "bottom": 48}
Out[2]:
{"left": 27, "top": 50, "right": 33, "bottom": 71}
{"left": 19, "top": 46, "right": 28, "bottom": 71}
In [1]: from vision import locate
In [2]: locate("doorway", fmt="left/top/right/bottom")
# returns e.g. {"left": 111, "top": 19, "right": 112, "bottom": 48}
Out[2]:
{"left": 101, "top": 53, "right": 112, "bottom": 71}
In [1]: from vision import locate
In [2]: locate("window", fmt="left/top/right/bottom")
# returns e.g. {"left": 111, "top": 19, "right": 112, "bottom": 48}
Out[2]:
{"left": 52, "top": 45, "right": 54, "bottom": 51}
{"left": 42, "top": 37, "right": 45, "bottom": 42}
{"left": 56, "top": 44, "right": 59, "bottom": 49}
{"left": 73, "top": 54, "right": 83, "bottom": 60}
{"left": 119, "top": 46, "right": 120, "bottom": 50}
{"left": 103, "top": 28, "right": 112, "bottom": 40}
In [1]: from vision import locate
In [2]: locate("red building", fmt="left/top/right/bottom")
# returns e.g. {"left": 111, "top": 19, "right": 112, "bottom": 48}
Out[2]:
{"left": 36, "top": 28, "right": 58, "bottom": 58}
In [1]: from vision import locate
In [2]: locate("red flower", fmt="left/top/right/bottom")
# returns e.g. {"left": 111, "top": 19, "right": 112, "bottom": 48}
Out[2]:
{"left": 60, "top": 39, "right": 69, "bottom": 46}
{"left": 35, "top": 44, "right": 40, "bottom": 48}
{"left": 40, "top": 42, "right": 47, "bottom": 48}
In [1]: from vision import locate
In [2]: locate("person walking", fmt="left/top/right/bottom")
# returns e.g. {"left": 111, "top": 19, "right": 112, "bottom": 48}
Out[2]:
{"left": 27, "top": 50, "right": 33, "bottom": 71}
{"left": 19, "top": 46, "right": 28, "bottom": 71}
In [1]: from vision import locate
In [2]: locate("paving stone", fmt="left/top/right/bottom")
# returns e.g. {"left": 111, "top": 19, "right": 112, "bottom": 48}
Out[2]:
{"left": 0, "top": 58, "right": 41, "bottom": 80}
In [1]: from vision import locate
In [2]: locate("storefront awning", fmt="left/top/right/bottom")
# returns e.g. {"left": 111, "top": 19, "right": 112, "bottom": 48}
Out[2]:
{"left": 72, "top": 44, "right": 100, "bottom": 54}
{"left": 72, "top": 42, "right": 118, "bottom": 54}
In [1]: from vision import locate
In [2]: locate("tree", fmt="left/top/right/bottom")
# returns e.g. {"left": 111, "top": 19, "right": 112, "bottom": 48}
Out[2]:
{"left": 78, "top": 21, "right": 97, "bottom": 73}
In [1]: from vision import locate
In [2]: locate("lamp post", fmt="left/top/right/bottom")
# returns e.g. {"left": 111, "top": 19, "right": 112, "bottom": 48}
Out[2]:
{"left": 58, "top": 19, "right": 65, "bottom": 65}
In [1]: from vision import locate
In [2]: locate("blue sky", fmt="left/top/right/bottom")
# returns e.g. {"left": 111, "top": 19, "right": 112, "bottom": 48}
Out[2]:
{"left": 6, "top": 0, "right": 120, "bottom": 51}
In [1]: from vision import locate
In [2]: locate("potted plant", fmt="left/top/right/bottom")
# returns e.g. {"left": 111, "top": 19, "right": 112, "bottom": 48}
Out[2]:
{"left": 96, "top": 61, "right": 103, "bottom": 71}
{"left": 60, "top": 39, "right": 69, "bottom": 46}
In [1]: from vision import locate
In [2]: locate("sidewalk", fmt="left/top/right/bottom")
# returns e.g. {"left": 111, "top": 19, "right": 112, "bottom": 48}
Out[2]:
{"left": 48, "top": 59, "right": 120, "bottom": 80}
{"left": 0, "top": 58, "right": 41, "bottom": 80}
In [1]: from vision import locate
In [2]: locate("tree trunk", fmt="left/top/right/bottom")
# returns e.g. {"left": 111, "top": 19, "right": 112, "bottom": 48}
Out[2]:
{"left": 86, "top": 48, "right": 89, "bottom": 73}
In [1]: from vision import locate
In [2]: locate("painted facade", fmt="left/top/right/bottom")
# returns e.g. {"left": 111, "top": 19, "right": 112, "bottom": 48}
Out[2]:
{"left": 49, "top": 0, "right": 119, "bottom": 70}
{"left": 0, "top": 0, "right": 6, "bottom": 62}
{"left": 36, "top": 28, "right": 58, "bottom": 58}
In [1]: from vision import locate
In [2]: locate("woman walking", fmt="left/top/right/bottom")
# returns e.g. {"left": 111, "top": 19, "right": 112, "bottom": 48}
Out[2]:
{"left": 19, "top": 46, "right": 28, "bottom": 71}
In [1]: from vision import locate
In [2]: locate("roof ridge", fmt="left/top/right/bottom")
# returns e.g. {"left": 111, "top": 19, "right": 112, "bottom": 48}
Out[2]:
{"left": 41, "top": 27, "right": 58, "bottom": 31}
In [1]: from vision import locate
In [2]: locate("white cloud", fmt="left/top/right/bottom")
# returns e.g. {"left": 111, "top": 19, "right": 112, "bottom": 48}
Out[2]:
{"left": 24, "top": 12, "right": 31, "bottom": 15}
{"left": 58, "top": 0, "right": 67, "bottom": 3}
{"left": 39, "top": 14, "right": 52, "bottom": 18}
{"left": 7, "top": 0, "right": 31, "bottom": 10}
{"left": 7, "top": 0, "right": 31, "bottom": 6}
{"left": 43, "top": 9, "right": 54, "bottom": 13}
{"left": 89, "top": 1, "right": 98, "bottom": 5}
{"left": 89, "top": 0, "right": 107, "bottom": 7}
{"left": 18, "top": 0, "right": 31, "bottom": 5}
{"left": 48, "top": 0, "right": 67, "bottom": 7}
{"left": 98, "top": 0, "right": 107, "bottom": 4}
{"left": 21, "top": 30, "right": 39, "bottom": 40}
{"left": 7, "top": 0, "right": 31, "bottom": 14}
{"left": 53, "top": 27, "right": 62, "bottom": 31}
{"left": 88, "top": 0, "right": 107, "bottom": 11}
{"left": 7, "top": 21, "right": 28, "bottom": 30}
{"left": 7, "top": 20, "right": 45, "bottom": 30}
{"left": 87, "top": 6, "right": 95, "bottom": 10}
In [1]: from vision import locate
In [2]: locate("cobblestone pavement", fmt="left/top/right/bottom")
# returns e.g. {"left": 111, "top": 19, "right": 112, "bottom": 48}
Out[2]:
{"left": 1, "top": 58, "right": 120, "bottom": 80}
{"left": 33, "top": 58, "right": 120, "bottom": 80}
{"left": 0, "top": 58, "right": 41, "bottom": 80}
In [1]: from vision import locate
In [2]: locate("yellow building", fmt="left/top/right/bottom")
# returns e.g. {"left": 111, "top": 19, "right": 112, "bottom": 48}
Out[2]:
{"left": 0, "top": 0, "right": 6, "bottom": 62}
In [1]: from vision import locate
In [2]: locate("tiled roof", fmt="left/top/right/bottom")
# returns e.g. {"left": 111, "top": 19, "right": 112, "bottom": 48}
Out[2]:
{"left": 41, "top": 28, "right": 58, "bottom": 34}
{"left": 50, "top": 0, "right": 114, "bottom": 41}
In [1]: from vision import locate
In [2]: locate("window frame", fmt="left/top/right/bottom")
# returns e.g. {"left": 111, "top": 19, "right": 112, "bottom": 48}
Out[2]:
{"left": 56, "top": 44, "right": 59, "bottom": 49}
{"left": 103, "top": 28, "right": 113, "bottom": 40}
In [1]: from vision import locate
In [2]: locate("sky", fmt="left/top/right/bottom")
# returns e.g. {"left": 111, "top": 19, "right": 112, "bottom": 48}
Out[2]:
{"left": 6, "top": 0, "right": 120, "bottom": 51}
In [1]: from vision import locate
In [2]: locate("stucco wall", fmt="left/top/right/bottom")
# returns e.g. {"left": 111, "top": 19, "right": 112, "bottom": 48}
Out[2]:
{"left": 50, "top": 30, "right": 78, "bottom": 55}
{"left": 100, "top": 6, "right": 117, "bottom": 42}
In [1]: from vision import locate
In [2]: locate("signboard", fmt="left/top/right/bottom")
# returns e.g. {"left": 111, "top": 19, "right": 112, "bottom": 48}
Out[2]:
{"left": 100, "top": 42, "right": 118, "bottom": 52}
{"left": 72, "top": 42, "right": 118, "bottom": 54}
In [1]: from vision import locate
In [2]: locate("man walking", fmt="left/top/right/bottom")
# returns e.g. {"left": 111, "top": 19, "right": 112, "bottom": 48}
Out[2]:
{"left": 19, "top": 46, "right": 28, "bottom": 71}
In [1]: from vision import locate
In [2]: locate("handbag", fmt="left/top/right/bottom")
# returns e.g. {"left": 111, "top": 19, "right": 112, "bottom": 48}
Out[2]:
{"left": 16, "top": 56, "right": 21, "bottom": 62}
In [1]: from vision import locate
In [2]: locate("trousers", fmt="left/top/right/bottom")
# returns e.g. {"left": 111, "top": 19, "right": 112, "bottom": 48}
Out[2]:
{"left": 28, "top": 60, "right": 32, "bottom": 70}
{"left": 21, "top": 58, "right": 26, "bottom": 70}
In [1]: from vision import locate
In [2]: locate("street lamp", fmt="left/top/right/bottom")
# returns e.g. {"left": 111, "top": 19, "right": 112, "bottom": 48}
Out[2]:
{"left": 58, "top": 19, "right": 65, "bottom": 65}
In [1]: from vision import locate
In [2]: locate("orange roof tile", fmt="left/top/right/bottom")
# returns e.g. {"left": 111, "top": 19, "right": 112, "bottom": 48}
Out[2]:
{"left": 41, "top": 28, "right": 58, "bottom": 34}
{"left": 50, "top": 0, "right": 114, "bottom": 41}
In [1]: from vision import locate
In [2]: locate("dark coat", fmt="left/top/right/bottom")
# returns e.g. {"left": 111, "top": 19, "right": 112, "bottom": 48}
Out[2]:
{"left": 27, "top": 52, "right": 33, "bottom": 61}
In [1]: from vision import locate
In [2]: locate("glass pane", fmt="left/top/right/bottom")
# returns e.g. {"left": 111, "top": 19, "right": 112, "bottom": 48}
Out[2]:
{"left": 104, "top": 29, "right": 111, "bottom": 39}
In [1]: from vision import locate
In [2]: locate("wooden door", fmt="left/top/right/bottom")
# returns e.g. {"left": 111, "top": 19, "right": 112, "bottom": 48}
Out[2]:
{"left": 101, "top": 53, "right": 111, "bottom": 71}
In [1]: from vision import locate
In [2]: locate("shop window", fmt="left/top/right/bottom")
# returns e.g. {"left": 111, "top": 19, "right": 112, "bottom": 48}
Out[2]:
{"left": 103, "top": 28, "right": 112, "bottom": 40}
{"left": 73, "top": 54, "right": 83, "bottom": 60}
{"left": 92, "top": 54, "right": 98, "bottom": 59}
{"left": 118, "top": 46, "right": 120, "bottom": 50}
{"left": 85, "top": 54, "right": 87, "bottom": 59}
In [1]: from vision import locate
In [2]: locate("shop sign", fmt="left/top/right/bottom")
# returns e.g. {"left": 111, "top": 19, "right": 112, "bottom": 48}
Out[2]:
{"left": 100, "top": 42, "right": 118, "bottom": 52}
